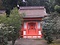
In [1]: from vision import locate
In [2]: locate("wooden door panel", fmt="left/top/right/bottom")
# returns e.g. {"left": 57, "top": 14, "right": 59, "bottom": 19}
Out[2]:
{"left": 27, "top": 22, "right": 37, "bottom": 35}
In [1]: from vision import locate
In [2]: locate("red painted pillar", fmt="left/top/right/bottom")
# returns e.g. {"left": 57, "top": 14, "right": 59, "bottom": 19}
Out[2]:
{"left": 36, "top": 22, "right": 38, "bottom": 35}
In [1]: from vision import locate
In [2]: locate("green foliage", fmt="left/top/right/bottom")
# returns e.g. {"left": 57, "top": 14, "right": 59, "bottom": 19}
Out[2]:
{"left": 2, "top": 0, "right": 18, "bottom": 9}
{"left": 27, "top": 0, "right": 41, "bottom": 6}
{"left": 19, "top": 0, "right": 46, "bottom": 6}
{"left": 43, "top": 12, "right": 60, "bottom": 43}
{"left": 43, "top": 13, "right": 55, "bottom": 43}
{"left": 45, "top": 0, "right": 55, "bottom": 13}
{"left": 54, "top": 5, "right": 60, "bottom": 13}
{"left": 0, "top": 8, "right": 23, "bottom": 45}
{"left": 55, "top": 0, "right": 60, "bottom": 5}
{"left": 2, "top": 0, "right": 19, "bottom": 16}
{"left": 1, "top": 0, "right": 60, "bottom": 13}
{"left": 0, "top": 23, "right": 7, "bottom": 45}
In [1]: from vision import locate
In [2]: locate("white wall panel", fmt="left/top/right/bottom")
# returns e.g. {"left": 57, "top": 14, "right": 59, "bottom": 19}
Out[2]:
{"left": 23, "top": 31, "right": 26, "bottom": 35}
{"left": 27, "top": 36, "right": 32, "bottom": 38}
{"left": 38, "top": 36, "right": 41, "bottom": 38}
{"left": 38, "top": 22, "right": 40, "bottom": 29}
{"left": 33, "top": 36, "right": 37, "bottom": 38}
{"left": 24, "top": 22, "right": 27, "bottom": 29}
{"left": 23, "top": 36, "right": 27, "bottom": 38}
{"left": 38, "top": 31, "right": 41, "bottom": 35}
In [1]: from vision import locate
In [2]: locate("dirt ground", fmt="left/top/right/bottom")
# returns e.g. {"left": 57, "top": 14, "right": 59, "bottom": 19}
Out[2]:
{"left": 8, "top": 38, "right": 48, "bottom": 45}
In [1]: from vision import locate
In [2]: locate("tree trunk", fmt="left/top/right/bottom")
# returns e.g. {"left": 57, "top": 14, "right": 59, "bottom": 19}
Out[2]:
{"left": 0, "top": 43, "right": 3, "bottom": 45}
{"left": 12, "top": 40, "right": 15, "bottom": 45}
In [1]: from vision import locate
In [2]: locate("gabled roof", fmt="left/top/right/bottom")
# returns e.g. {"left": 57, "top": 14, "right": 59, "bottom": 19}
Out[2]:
{"left": 19, "top": 6, "right": 47, "bottom": 18}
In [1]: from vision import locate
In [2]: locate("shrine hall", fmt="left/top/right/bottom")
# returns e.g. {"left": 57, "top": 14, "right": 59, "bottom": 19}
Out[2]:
{"left": 19, "top": 6, "right": 47, "bottom": 38}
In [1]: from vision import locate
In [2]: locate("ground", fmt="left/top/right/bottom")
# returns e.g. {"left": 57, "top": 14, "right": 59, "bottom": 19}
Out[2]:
{"left": 8, "top": 38, "right": 60, "bottom": 45}
{"left": 8, "top": 38, "right": 48, "bottom": 45}
{"left": 49, "top": 39, "right": 60, "bottom": 45}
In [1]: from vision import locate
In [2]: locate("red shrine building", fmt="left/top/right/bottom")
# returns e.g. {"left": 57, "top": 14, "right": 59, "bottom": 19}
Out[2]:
{"left": 19, "top": 6, "right": 47, "bottom": 38}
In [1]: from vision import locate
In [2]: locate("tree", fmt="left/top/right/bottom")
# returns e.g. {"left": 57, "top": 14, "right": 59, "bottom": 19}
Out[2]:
{"left": 27, "top": 0, "right": 40, "bottom": 6}
{"left": 0, "top": 8, "right": 23, "bottom": 45}
{"left": 0, "top": 23, "right": 7, "bottom": 45}
{"left": 43, "top": 12, "right": 60, "bottom": 43}
{"left": 1, "top": 0, "right": 57, "bottom": 14}
{"left": 2, "top": 0, "right": 18, "bottom": 17}
{"left": 43, "top": 15, "right": 53, "bottom": 43}
{"left": 0, "top": 0, "right": 4, "bottom": 10}
{"left": 54, "top": 5, "right": 60, "bottom": 13}
{"left": 18, "top": 0, "right": 48, "bottom": 6}
{"left": 55, "top": 0, "right": 60, "bottom": 5}
{"left": 45, "top": 0, "right": 56, "bottom": 13}
{"left": 45, "top": 0, "right": 60, "bottom": 13}
{"left": 7, "top": 8, "right": 23, "bottom": 45}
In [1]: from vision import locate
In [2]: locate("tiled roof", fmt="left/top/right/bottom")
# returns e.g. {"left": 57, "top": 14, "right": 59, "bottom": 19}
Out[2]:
{"left": 19, "top": 6, "right": 47, "bottom": 18}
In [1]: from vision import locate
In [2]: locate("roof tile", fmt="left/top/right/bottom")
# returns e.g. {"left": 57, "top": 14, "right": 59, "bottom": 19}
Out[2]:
{"left": 19, "top": 6, "right": 47, "bottom": 18}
